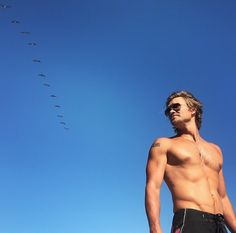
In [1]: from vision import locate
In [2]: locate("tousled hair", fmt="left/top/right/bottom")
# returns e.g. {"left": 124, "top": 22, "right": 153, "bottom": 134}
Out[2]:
{"left": 165, "top": 90, "right": 203, "bottom": 130}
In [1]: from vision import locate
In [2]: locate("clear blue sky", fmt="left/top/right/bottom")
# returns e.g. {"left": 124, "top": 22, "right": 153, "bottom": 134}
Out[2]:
{"left": 1, "top": 0, "right": 236, "bottom": 232}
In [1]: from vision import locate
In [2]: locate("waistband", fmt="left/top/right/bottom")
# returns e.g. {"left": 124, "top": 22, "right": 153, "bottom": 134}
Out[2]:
{"left": 174, "top": 208, "right": 225, "bottom": 222}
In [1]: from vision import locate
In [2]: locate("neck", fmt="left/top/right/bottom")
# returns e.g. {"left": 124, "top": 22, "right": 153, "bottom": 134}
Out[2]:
{"left": 176, "top": 124, "right": 201, "bottom": 142}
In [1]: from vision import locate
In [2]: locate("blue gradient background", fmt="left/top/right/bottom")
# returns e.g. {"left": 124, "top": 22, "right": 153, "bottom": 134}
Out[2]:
{"left": 0, "top": 0, "right": 235, "bottom": 232}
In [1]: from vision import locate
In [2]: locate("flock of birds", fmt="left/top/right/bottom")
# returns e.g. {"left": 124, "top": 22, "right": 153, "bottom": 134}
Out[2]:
{"left": 1, "top": 3, "right": 70, "bottom": 130}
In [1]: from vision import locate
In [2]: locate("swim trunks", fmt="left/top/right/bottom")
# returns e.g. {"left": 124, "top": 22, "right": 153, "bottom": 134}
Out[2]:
{"left": 171, "top": 208, "right": 228, "bottom": 233}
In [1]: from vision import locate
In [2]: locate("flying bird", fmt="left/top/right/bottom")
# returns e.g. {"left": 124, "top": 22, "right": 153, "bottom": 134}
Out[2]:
{"left": 5, "top": 7, "right": 70, "bottom": 132}
{"left": 43, "top": 83, "right": 50, "bottom": 87}
{"left": 20, "top": 31, "right": 30, "bottom": 34}
{"left": 32, "top": 59, "right": 41, "bottom": 63}
{"left": 11, "top": 20, "right": 20, "bottom": 23}
{"left": 28, "top": 42, "right": 37, "bottom": 46}
{"left": 0, "top": 4, "right": 11, "bottom": 8}
{"left": 38, "top": 73, "right": 46, "bottom": 77}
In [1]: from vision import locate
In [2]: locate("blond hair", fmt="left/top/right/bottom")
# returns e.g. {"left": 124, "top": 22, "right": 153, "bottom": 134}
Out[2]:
{"left": 165, "top": 91, "right": 203, "bottom": 130}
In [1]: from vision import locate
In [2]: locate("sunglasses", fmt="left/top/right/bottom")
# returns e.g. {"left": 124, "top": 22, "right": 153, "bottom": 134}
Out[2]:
{"left": 165, "top": 103, "right": 181, "bottom": 116}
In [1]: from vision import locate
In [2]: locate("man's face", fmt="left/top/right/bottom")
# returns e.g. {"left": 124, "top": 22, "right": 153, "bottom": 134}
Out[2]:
{"left": 165, "top": 97, "right": 194, "bottom": 128}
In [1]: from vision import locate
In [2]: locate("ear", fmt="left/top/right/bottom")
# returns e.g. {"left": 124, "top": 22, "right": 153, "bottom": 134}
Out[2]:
{"left": 190, "top": 107, "right": 196, "bottom": 116}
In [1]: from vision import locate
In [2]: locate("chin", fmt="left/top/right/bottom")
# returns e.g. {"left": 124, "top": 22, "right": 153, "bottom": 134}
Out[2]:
{"left": 171, "top": 119, "right": 179, "bottom": 125}
{"left": 171, "top": 121, "right": 182, "bottom": 129}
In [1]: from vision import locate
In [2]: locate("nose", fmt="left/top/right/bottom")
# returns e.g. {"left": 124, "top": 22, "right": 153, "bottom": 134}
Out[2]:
{"left": 169, "top": 108, "right": 176, "bottom": 115}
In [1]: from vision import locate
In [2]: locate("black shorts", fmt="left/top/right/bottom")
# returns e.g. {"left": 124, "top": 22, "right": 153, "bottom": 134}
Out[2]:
{"left": 171, "top": 208, "right": 228, "bottom": 233}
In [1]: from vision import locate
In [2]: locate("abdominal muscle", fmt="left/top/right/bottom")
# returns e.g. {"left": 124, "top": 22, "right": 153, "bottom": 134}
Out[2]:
{"left": 165, "top": 166, "right": 224, "bottom": 214}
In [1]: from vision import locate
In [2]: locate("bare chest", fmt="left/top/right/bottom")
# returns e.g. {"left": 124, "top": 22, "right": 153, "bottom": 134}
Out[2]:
{"left": 167, "top": 141, "right": 221, "bottom": 172}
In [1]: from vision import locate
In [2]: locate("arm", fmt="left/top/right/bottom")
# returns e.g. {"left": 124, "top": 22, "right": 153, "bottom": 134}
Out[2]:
{"left": 145, "top": 138, "right": 168, "bottom": 233}
{"left": 218, "top": 168, "right": 236, "bottom": 233}
{"left": 215, "top": 145, "right": 236, "bottom": 232}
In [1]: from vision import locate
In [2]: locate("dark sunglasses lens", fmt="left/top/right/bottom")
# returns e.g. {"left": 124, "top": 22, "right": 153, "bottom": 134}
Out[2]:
{"left": 165, "top": 108, "right": 170, "bottom": 115}
{"left": 172, "top": 103, "right": 181, "bottom": 111}
{"left": 165, "top": 103, "right": 181, "bottom": 115}
{"left": 165, "top": 106, "right": 172, "bottom": 115}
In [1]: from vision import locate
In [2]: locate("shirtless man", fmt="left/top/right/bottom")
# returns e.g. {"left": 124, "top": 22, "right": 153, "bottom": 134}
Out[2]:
{"left": 145, "top": 91, "right": 236, "bottom": 233}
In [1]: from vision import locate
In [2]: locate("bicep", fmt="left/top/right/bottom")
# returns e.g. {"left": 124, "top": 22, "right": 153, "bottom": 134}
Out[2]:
{"left": 146, "top": 143, "right": 167, "bottom": 189}
{"left": 214, "top": 145, "right": 227, "bottom": 198}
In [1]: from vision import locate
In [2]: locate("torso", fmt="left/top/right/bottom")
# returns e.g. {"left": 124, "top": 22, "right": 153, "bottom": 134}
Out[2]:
{"left": 164, "top": 136, "right": 223, "bottom": 214}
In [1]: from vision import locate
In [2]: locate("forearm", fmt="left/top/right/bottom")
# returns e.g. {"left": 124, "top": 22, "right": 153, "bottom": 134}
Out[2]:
{"left": 222, "top": 195, "right": 236, "bottom": 233}
{"left": 145, "top": 184, "right": 163, "bottom": 233}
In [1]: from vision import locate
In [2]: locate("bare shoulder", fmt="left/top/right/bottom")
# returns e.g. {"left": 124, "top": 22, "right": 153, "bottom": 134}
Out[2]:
{"left": 149, "top": 137, "right": 172, "bottom": 159}
{"left": 150, "top": 137, "right": 171, "bottom": 150}
{"left": 147, "top": 138, "right": 170, "bottom": 167}
{"left": 210, "top": 143, "right": 222, "bottom": 153}
{"left": 206, "top": 140, "right": 224, "bottom": 161}
{"left": 208, "top": 142, "right": 222, "bottom": 154}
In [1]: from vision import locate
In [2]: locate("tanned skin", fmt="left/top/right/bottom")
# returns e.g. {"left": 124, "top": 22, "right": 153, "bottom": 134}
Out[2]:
{"left": 145, "top": 97, "right": 236, "bottom": 233}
